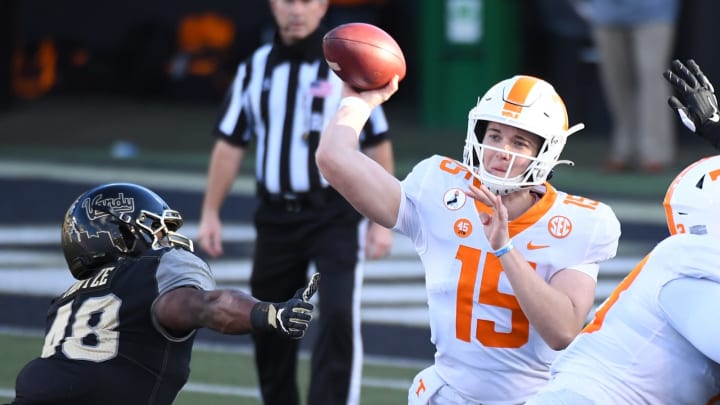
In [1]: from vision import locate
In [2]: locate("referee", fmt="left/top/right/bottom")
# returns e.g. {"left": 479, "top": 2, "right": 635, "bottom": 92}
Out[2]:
{"left": 197, "top": 1, "right": 395, "bottom": 405}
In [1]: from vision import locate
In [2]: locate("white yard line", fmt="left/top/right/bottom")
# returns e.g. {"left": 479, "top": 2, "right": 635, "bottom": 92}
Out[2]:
{"left": 0, "top": 328, "right": 415, "bottom": 399}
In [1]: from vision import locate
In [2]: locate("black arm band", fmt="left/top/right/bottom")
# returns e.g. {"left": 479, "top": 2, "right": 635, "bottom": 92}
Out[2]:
{"left": 250, "top": 301, "right": 272, "bottom": 332}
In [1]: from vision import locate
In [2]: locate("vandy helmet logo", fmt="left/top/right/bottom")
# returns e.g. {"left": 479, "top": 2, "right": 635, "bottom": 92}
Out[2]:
{"left": 82, "top": 193, "right": 135, "bottom": 220}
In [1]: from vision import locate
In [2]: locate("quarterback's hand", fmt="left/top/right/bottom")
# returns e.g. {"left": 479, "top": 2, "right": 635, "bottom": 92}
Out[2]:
{"left": 663, "top": 59, "right": 720, "bottom": 148}
{"left": 466, "top": 183, "right": 510, "bottom": 251}
{"left": 250, "top": 273, "right": 319, "bottom": 339}
{"left": 342, "top": 75, "right": 400, "bottom": 110}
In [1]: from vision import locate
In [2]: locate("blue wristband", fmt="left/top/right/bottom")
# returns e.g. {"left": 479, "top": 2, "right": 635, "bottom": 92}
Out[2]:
{"left": 493, "top": 240, "right": 514, "bottom": 257}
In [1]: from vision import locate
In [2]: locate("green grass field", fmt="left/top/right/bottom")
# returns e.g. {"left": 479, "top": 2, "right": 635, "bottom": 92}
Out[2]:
{"left": 0, "top": 331, "right": 424, "bottom": 404}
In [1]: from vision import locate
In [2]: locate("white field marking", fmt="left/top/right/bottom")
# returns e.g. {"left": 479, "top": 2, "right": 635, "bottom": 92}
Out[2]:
{"left": 0, "top": 326, "right": 428, "bottom": 371}
{"left": 0, "top": 325, "right": 422, "bottom": 398}
{"left": 0, "top": 160, "right": 255, "bottom": 194}
{"left": 182, "top": 382, "right": 260, "bottom": 398}
{"left": 0, "top": 385, "right": 263, "bottom": 401}
{"left": 0, "top": 379, "right": 413, "bottom": 400}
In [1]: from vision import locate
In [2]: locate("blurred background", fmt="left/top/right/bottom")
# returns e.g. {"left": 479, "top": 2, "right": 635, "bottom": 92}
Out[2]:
{"left": 1, "top": 0, "right": 719, "bottom": 401}
{"left": 2, "top": 0, "right": 719, "bottom": 155}
{"left": 3, "top": 0, "right": 720, "bottom": 130}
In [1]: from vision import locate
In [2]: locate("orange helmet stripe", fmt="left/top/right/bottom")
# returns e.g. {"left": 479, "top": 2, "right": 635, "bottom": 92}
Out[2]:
{"left": 502, "top": 76, "right": 539, "bottom": 116}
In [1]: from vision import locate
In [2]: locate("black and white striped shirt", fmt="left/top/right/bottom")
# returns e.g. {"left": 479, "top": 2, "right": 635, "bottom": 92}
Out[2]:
{"left": 214, "top": 28, "right": 390, "bottom": 195}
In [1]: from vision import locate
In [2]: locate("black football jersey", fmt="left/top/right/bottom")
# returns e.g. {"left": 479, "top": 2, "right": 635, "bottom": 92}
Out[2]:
{"left": 11, "top": 247, "right": 215, "bottom": 405}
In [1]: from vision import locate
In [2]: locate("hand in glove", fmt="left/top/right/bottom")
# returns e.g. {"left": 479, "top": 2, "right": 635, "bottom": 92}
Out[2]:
{"left": 250, "top": 273, "right": 320, "bottom": 339}
{"left": 663, "top": 59, "right": 720, "bottom": 148}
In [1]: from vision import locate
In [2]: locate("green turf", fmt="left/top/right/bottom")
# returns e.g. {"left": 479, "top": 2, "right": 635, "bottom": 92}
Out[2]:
{"left": 0, "top": 332, "right": 419, "bottom": 404}
{"left": 175, "top": 391, "right": 257, "bottom": 405}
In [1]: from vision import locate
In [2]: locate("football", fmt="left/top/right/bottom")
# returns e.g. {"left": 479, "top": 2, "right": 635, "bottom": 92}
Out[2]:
{"left": 323, "top": 23, "right": 406, "bottom": 91}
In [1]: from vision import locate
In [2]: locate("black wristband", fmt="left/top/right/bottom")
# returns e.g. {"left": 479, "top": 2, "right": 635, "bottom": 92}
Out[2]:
{"left": 250, "top": 301, "right": 272, "bottom": 332}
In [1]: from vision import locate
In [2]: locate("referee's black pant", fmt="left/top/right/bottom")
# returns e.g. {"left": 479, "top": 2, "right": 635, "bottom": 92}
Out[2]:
{"left": 250, "top": 187, "right": 363, "bottom": 405}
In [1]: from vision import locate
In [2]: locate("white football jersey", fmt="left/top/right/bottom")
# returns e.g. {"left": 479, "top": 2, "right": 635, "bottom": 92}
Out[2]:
{"left": 394, "top": 155, "right": 621, "bottom": 404}
{"left": 532, "top": 233, "right": 720, "bottom": 404}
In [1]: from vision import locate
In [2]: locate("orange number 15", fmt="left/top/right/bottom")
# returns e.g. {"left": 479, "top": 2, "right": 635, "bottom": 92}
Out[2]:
{"left": 455, "top": 245, "right": 535, "bottom": 348}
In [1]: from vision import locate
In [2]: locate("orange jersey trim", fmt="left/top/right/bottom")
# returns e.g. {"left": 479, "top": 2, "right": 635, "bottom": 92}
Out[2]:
{"left": 472, "top": 182, "right": 557, "bottom": 238}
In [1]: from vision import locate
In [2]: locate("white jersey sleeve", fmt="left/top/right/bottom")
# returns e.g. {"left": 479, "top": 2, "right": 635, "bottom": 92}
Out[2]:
{"left": 539, "top": 233, "right": 720, "bottom": 404}
{"left": 393, "top": 155, "right": 621, "bottom": 404}
{"left": 659, "top": 275, "right": 720, "bottom": 363}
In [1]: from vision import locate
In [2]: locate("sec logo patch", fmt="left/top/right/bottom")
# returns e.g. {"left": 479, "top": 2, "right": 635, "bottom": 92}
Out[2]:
{"left": 548, "top": 215, "right": 572, "bottom": 238}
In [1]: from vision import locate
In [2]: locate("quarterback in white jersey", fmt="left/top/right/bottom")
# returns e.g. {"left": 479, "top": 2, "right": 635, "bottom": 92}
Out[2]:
{"left": 396, "top": 155, "right": 619, "bottom": 403}
{"left": 317, "top": 74, "right": 620, "bottom": 404}
{"left": 527, "top": 156, "right": 720, "bottom": 405}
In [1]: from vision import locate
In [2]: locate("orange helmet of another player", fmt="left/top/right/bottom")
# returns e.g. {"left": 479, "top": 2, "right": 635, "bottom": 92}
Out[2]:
{"left": 463, "top": 75, "right": 584, "bottom": 195}
{"left": 663, "top": 155, "right": 720, "bottom": 237}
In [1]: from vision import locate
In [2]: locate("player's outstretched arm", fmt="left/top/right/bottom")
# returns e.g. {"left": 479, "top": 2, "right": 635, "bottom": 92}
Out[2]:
{"left": 154, "top": 273, "right": 319, "bottom": 339}
{"left": 663, "top": 59, "right": 720, "bottom": 149}
{"left": 316, "top": 78, "right": 402, "bottom": 229}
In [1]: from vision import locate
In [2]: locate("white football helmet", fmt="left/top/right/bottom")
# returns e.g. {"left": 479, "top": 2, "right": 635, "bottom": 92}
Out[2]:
{"left": 463, "top": 75, "right": 584, "bottom": 195}
{"left": 663, "top": 155, "right": 720, "bottom": 237}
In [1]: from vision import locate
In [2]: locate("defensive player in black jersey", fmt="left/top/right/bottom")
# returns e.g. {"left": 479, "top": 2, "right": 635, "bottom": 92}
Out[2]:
{"left": 7, "top": 182, "right": 318, "bottom": 405}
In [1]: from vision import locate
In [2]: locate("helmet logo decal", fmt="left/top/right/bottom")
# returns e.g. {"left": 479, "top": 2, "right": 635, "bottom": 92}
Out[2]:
{"left": 547, "top": 215, "right": 572, "bottom": 239}
{"left": 443, "top": 188, "right": 467, "bottom": 210}
{"left": 454, "top": 218, "right": 473, "bottom": 238}
{"left": 502, "top": 76, "right": 538, "bottom": 119}
{"left": 82, "top": 193, "right": 135, "bottom": 220}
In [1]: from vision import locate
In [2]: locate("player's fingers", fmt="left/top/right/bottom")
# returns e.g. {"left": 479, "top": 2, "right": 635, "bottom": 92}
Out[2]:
{"left": 466, "top": 183, "right": 493, "bottom": 207}
{"left": 673, "top": 59, "right": 699, "bottom": 89}
{"left": 300, "top": 273, "right": 320, "bottom": 302}
{"left": 478, "top": 211, "right": 491, "bottom": 226}
{"left": 687, "top": 59, "right": 715, "bottom": 93}
{"left": 290, "top": 307, "right": 312, "bottom": 322}
{"left": 667, "top": 95, "right": 685, "bottom": 111}
{"left": 374, "top": 75, "right": 399, "bottom": 105}
{"left": 664, "top": 67, "right": 690, "bottom": 95}
{"left": 476, "top": 184, "right": 502, "bottom": 212}
{"left": 667, "top": 96, "right": 697, "bottom": 132}
{"left": 687, "top": 59, "right": 703, "bottom": 78}
{"left": 477, "top": 184, "right": 505, "bottom": 216}
{"left": 479, "top": 187, "right": 507, "bottom": 223}
{"left": 341, "top": 82, "right": 361, "bottom": 98}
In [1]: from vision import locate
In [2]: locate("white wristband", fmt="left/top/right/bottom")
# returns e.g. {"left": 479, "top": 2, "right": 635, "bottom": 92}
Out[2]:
{"left": 339, "top": 96, "right": 371, "bottom": 117}
{"left": 493, "top": 240, "right": 514, "bottom": 257}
